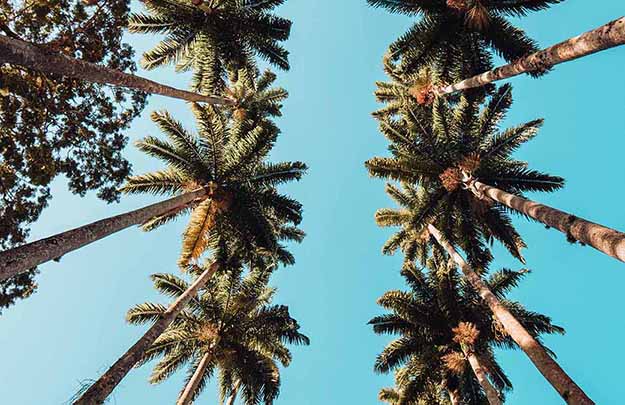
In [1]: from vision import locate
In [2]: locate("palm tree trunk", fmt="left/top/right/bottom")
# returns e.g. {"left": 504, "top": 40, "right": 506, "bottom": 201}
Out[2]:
{"left": 225, "top": 381, "right": 241, "bottom": 405}
{"left": 0, "top": 189, "right": 206, "bottom": 282}
{"left": 435, "top": 17, "right": 625, "bottom": 95}
{"left": 177, "top": 351, "right": 213, "bottom": 405}
{"left": 0, "top": 35, "right": 232, "bottom": 105}
{"left": 463, "top": 349, "right": 501, "bottom": 405}
{"left": 74, "top": 261, "right": 220, "bottom": 405}
{"left": 427, "top": 225, "right": 593, "bottom": 404}
{"left": 468, "top": 180, "right": 625, "bottom": 263}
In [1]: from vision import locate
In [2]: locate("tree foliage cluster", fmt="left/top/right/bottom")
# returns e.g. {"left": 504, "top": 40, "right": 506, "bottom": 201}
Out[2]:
{"left": 365, "top": 1, "right": 600, "bottom": 403}
{"left": 0, "top": 0, "right": 147, "bottom": 311}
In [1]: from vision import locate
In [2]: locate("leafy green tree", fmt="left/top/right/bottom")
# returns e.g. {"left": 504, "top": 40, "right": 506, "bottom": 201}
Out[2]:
{"left": 0, "top": 93, "right": 306, "bottom": 280}
{"left": 366, "top": 0, "right": 564, "bottom": 82}
{"left": 127, "top": 265, "right": 309, "bottom": 404}
{"left": 129, "top": 0, "right": 292, "bottom": 91}
{"left": 75, "top": 213, "right": 305, "bottom": 405}
{"left": 370, "top": 261, "right": 563, "bottom": 404}
{"left": 367, "top": 85, "right": 563, "bottom": 268}
{"left": 0, "top": 0, "right": 147, "bottom": 312}
{"left": 371, "top": 179, "right": 593, "bottom": 403}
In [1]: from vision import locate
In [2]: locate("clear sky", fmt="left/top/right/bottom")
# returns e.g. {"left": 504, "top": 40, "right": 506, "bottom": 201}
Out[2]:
{"left": 1, "top": 1, "right": 625, "bottom": 404}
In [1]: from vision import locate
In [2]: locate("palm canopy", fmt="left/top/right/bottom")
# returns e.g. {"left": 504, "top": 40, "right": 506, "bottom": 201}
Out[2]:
{"left": 367, "top": 0, "right": 563, "bottom": 81}
{"left": 129, "top": 0, "right": 291, "bottom": 87}
{"left": 379, "top": 381, "right": 451, "bottom": 405}
{"left": 367, "top": 85, "right": 563, "bottom": 267}
{"left": 121, "top": 103, "right": 306, "bottom": 267}
{"left": 220, "top": 66, "right": 288, "bottom": 127}
{"left": 128, "top": 262, "right": 309, "bottom": 404}
{"left": 370, "top": 260, "right": 564, "bottom": 404}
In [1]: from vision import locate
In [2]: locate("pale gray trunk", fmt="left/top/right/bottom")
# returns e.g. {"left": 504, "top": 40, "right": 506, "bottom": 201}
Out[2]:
{"left": 0, "top": 35, "right": 232, "bottom": 105}
{"left": 74, "top": 261, "right": 220, "bottom": 405}
{"left": 225, "top": 381, "right": 241, "bottom": 405}
{"left": 0, "top": 189, "right": 206, "bottom": 283}
{"left": 427, "top": 225, "right": 593, "bottom": 404}
{"left": 463, "top": 349, "right": 501, "bottom": 405}
{"left": 177, "top": 351, "right": 213, "bottom": 405}
{"left": 471, "top": 180, "right": 625, "bottom": 263}
{"left": 435, "top": 17, "right": 625, "bottom": 95}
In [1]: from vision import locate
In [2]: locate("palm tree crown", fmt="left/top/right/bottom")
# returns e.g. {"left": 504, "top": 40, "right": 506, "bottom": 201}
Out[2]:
{"left": 129, "top": 0, "right": 292, "bottom": 88}
{"left": 367, "top": 85, "right": 563, "bottom": 267}
{"left": 121, "top": 103, "right": 306, "bottom": 266}
{"left": 367, "top": 0, "right": 564, "bottom": 81}
{"left": 128, "top": 264, "right": 309, "bottom": 404}
{"left": 370, "top": 260, "right": 564, "bottom": 404}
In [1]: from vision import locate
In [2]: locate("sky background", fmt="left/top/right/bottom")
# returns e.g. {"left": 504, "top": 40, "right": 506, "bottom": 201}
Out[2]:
{"left": 1, "top": 1, "right": 625, "bottom": 404}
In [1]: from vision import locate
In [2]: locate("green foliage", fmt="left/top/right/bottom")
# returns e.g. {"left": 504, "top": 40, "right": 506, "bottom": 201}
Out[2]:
{"left": 129, "top": 0, "right": 292, "bottom": 92}
{"left": 367, "top": 85, "right": 563, "bottom": 267}
{"left": 0, "top": 0, "right": 147, "bottom": 313}
{"left": 370, "top": 261, "right": 563, "bottom": 404}
{"left": 367, "top": 0, "right": 564, "bottom": 83}
{"left": 129, "top": 262, "right": 309, "bottom": 404}
{"left": 123, "top": 70, "right": 306, "bottom": 267}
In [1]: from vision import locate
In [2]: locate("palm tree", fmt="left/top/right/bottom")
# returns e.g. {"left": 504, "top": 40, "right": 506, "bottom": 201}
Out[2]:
{"left": 426, "top": 224, "right": 592, "bottom": 404}
{"left": 125, "top": 267, "right": 309, "bottom": 404}
{"left": 75, "top": 224, "right": 304, "bottom": 405}
{"left": 367, "top": 85, "right": 562, "bottom": 268}
{"left": 0, "top": 34, "right": 231, "bottom": 104}
{"left": 0, "top": 102, "right": 306, "bottom": 281}
{"left": 128, "top": 0, "right": 292, "bottom": 90}
{"left": 366, "top": 0, "right": 563, "bottom": 82}
{"left": 435, "top": 16, "right": 625, "bottom": 96}
{"left": 370, "top": 260, "right": 565, "bottom": 404}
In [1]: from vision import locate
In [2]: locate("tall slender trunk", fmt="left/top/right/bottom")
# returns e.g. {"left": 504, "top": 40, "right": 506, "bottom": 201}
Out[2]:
{"left": 435, "top": 17, "right": 625, "bottom": 95}
{"left": 427, "top": 225, "right": 594, "bottom": 404}
{"left": 74, "top": 261, "right": 220, "bottom": 405}
{"left": 225, "top": 380, "right": 241, "bottom": 405}
{"left": 468, "top": 180, "right": 625, "bottom": 264}
{"left": 463, "top": 349, "right": 501, "bottom": 405}
{"left": 0, "top": 189, "right": 206, "bottom": 282}
{"left": 177, "top": 351, "right": 213, "bottom": 405}
{"left": 0, "top": 35, "right": 232, "bottom": 105}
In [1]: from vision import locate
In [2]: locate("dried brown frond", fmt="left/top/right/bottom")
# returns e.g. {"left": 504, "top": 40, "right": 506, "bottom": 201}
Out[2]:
{"left": 453, "top": 322, "right": 480, "bottom": 347}
{"left": 439, "top": 167, "right": 462, "bottom": 192}
{"left": 447, "top": 0, "right": 469, "bottom": 11}
{"left": 233, "top": 107, "right": 247, "bottom": 121}
{"left": 442, "top": 351, "right": 467, "bottom": 375}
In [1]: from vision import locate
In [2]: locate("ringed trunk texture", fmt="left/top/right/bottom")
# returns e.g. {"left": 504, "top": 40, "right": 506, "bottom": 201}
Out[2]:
{"left": 177, "top": 351, "right": 213, "bottom": 405}
{"left": 464, "top": 350, "right": 501, "bottom": 405}
{"left": 0, "top": 189, "right": 206, "bottom": 282}
{"left": 435, "top": 17, "right": 625, "bottom": 95}
{"left": 0, "top": 35, "right": 232, "bottom": 105}
{"left": 428, "top": 225, "right": 594, "bottom": 404}
{"left": 74, "top": 261, "right": 220, "bottom": 405}
{"left": 471, "top": 180, "right": 625, "bottom": 264}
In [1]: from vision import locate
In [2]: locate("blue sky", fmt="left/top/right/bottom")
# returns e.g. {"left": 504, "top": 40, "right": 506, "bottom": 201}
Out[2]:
{"left": 1, "top": 1, "right": 625, "bottom": 404}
